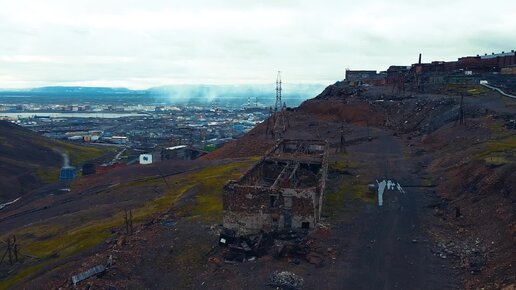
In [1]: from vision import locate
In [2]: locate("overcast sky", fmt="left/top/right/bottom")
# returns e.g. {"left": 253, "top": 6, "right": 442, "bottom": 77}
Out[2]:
{"left": 0, "top": 0, "right": 514, "bottom": 89}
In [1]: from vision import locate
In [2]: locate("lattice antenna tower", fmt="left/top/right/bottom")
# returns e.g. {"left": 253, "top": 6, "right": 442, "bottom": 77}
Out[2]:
{"left": 273, "top": 71, "right": 288, "bottom": 138}
{"left": 275, "top": 71, "right": 282, "bottom": 112}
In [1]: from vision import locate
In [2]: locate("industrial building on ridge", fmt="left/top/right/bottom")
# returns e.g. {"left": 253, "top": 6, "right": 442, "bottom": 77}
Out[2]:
{"left": 345, "top": 50, "right": 516, "bottom": 89}
{"left": 223, "top": 139, "right": 328, "bottom": 235}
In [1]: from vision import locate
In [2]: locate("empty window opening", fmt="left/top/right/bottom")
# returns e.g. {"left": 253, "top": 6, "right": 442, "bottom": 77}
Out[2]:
{"left": 284, "top": 197, "right": 292, "bottom": 208}
{"left": 270, "top": 195, "right": 278, "bottom": 208}
{"left": 301, "top": 222, "right": 310, "bottom": 229}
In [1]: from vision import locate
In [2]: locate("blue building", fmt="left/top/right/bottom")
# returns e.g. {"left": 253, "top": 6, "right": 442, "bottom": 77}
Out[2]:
{"left": 59, "top": 166, "right": 76, "bottom": 181}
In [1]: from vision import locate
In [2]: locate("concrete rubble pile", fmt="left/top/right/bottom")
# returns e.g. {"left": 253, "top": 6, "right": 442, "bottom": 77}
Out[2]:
{"left": 267, "top": 271, "right": 304, "bottom": 289}
{"left": 218, "top": 228, "right": 327, "bottom": 267}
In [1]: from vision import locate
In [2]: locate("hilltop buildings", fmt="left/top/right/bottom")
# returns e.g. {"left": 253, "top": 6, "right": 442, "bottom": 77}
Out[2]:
{"left": 345, "top": 50, "right": 516, "bottom": 89}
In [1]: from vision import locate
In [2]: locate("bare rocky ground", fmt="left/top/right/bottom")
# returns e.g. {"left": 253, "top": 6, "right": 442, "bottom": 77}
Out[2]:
{"left": 1, "top": 83, "right": 515, "bottom": 289}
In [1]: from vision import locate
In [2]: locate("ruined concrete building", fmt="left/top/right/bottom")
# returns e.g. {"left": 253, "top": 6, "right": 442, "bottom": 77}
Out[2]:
{"left": 223, "top": 139, "right": 328, "bottom": 235}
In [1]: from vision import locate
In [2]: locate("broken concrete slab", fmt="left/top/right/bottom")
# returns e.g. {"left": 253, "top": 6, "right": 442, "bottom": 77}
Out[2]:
{"left": 71, "top": 265, "right": 106, "bottom": 285}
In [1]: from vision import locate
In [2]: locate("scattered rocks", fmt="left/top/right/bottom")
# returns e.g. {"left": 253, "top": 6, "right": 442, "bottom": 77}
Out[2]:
{"left": 116, "top": 235, "right": 126, "bottom": 247}
{"left": 305, "top": 252, "right": 324, "bottom": 266}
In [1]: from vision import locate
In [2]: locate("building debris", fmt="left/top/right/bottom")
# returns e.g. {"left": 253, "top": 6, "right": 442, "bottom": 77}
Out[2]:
{"left": 71, "top": 255, "right": 112, "bottom": 285}
{"left": 218, "top": 226, "right": 330, "bottom": 267}
{"left": 267, "top": 271, "right": 304, "bottom": 289}
{"left": 71, "top": 265, "right": 106, "bottom": 285}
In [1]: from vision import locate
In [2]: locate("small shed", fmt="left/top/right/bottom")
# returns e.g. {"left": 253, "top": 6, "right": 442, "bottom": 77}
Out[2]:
{"left": 59, "top": 166, "right": 76, "bottom": 181}
{"left": 82, "top": 163, "right": 96, "bottom": 175}
{"left": 139, "top": 154, "right": 153, "bottom": 165}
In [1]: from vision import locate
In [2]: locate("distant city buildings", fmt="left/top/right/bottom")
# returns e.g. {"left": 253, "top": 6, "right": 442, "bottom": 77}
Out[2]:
{"left": 0, "top": 103, "right": 270, "bottom": 165}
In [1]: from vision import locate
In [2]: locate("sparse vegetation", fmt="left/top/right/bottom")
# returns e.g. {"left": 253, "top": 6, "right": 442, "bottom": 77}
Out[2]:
{"left": 53, "top": 141, "right": 111, "bottom": 166}
{"left": 0, "top": 159, "right": 254, "bottom": 288}
{"left": 36, "top": 167, "right": 61, "bottom": 183}
{"left": 134, "top": 160, "right": 254, "bottom": 221}
{"left": 325, "top": 156, "right": 373, "bottom": 218}
{"left": 444, "top": 84, "right": 489, "bottom": 96}
{"left": 479, "top": 123, "right": 516, "bottom": 165}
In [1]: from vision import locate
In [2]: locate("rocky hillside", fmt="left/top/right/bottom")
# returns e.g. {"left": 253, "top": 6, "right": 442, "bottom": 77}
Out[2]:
{"left": 204, "top": 81, "right": 516, "bottom": 289}
{"left": 1, "top": 81, "right": 514, "bottom": 289}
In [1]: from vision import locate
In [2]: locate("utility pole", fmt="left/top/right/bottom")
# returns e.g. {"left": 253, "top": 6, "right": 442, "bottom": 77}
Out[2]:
{"left": 13, "top": 235, "right": 18, "bottom": 263}
{"left": 1, "top": 236, "right": 18, "bottom": 265}
{"left": 124, "top": 209, "right": 134, "bottom": 235}
{"left": 339, "top": 122, "right": 346, "bottom": 153}
{"left": 7, "top": 238, "right": 12, "bottom": 265}
{"left": 458, "top": 94, "right": 465, "bottom": 125}
{"left": 282, "top": 101, "right": 289, "bottom": 130}
{"left": 367, "top": 122, "right": 373, "bottom": 141}
{"left": 265, "top": 106, "right": 273, "bottom": 137}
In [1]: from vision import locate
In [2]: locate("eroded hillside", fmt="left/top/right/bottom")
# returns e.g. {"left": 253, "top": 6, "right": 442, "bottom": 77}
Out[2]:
{"left": 1, "top": 82, "right": 514, "bottom": 289}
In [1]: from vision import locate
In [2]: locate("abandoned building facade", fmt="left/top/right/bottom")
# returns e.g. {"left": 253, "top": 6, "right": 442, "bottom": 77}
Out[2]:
{"left": 223, "top": 139, "right": 328, "bottom": 235}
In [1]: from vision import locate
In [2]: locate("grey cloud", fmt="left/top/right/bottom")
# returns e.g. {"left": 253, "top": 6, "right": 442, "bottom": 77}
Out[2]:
{"left": 0, "top": 0, "right": 514, "bottom": 88}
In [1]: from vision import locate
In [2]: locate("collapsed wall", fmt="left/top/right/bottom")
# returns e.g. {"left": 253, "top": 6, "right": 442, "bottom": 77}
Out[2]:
{"left": 223, "top": 139, "right": 328, "bottom": 235}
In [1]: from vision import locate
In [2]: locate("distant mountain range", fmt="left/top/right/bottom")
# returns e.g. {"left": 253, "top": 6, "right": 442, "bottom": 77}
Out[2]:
{"left": 0, "top": 84, "right": 327, "bottom": 106}
{"left": 0, "top": 86, "right": 148, "bottom": 96}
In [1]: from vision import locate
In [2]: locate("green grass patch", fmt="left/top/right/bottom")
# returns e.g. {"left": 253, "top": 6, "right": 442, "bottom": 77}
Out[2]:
{"left": 0, "top": 262, "right": 52, "bottom": 290}
{"left": 23, "top": 224, "right": 113, "bottom": 259}
{"left": 329, "top": 160, "right": 349, "bottom": 172}
{"left": 420, "top": 176, "right": 434, "bottom": 187}
{"left": 478, "top": 135, "right": 516, "bottom": 165}
{"left": 325, "top": 153, "right": 374, "bottom": 217}
{"left": 444, "top": 84, "right": 489, "bottom": 96}
{"left": 53, "top": 141, "right": 109, "bottom": 166}
{"left": 487, "top": 121, "right": 506, "bottom": 134}
{"left": 0, "top": 217, "right": 121, "bottom": 289}
{"left": 324, "top": 178, "right": 373, "bottom": 217}
{"left": 486, "top": 135, "right": 516, "bottom": 152}
{"left": 186, "top": 161, "right": 253, "bottom": 218}
{"left": 35, "top": 167, "right": 60, "bottom": 184}
{"left": 133, "top": 160, "right": 254, "bottom": 221}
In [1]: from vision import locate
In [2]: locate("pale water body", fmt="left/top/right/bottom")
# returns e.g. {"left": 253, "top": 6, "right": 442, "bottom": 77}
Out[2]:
{"left": 0, "top": 112, "right": 146, "bottom": 119}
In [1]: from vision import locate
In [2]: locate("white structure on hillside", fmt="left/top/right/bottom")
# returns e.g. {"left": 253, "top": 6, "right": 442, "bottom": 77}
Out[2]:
{"left": 139, "top": 154, "right": 153, "bottom": 165}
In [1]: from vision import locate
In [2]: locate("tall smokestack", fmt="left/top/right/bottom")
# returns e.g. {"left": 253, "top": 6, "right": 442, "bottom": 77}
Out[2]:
{"left": 418, "top": 53, "right": 422, "bottom": 64}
